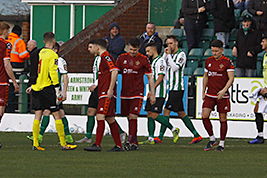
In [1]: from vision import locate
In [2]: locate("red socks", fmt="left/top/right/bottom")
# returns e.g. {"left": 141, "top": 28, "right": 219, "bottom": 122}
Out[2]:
{"left": 109, "top": 122, "right": 122, "bottom": 147}
{"left": 128, "top": 119, "right": 138, "bottom": 144}
{"left": 94, "top": 120, "right": 105, "bottom": 146}
{"left": 202, "top": 117, "right": 214, "bottom": 136}
{"left": 220, "top": 121, "right": 227, "bottom": 140}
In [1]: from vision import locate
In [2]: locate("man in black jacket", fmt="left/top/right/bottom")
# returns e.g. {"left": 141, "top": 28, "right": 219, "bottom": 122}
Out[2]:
{"left": 210, "top": 0, "right": 235, "bottom": 47}
{"left": 248, "top": 0, "right": 267, "bottom": 36}
{"left": 139, "top": 22, "right": 163, "bottom": 55}
{"left": 232, "top": 15, "right": 262, "bottom": 77}
{"left": 182, "top": 0, "right": 208, "bottom": 52}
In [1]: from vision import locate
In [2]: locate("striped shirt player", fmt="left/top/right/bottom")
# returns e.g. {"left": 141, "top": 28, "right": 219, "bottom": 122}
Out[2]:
{"left": 88, "top": 55, "right": 101, "bottom": 109}
{"left": 145, "top": 55, "right": 167, "bottom": 113}
{"left": 57, "top": 57, "right": 68, "bottom": 108}
{"left": 263, "top": 53, "right": 267, "bottom": 86}
{"left": 164, "top": 48, "right": 187, "bottom": 112}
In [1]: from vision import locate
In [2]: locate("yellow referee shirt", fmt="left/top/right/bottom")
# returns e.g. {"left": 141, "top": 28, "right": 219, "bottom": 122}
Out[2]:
{"left": 31, "top": 48, "right": 59, "bottom": 91}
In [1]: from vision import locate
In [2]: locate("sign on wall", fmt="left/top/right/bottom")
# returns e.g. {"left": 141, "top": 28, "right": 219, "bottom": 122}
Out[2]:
{"left": 196, "top": 77, "right": 266, "bottom": 121}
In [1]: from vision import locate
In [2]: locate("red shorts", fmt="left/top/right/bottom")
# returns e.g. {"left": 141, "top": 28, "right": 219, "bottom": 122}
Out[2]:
{"left": 0, "top": 85, "right": 9, "bottom": 106}
{"left": 97, "top": 97, "right": 116, "bottom": 117}
{"left": 202, "top": 96, "right": 230, "bottom": 113}
{"left": 121, "top": 98, "right": 143, "bottom": 116}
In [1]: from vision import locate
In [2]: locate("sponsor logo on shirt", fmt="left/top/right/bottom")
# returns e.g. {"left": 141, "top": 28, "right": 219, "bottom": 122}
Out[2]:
{"left": 123, "top": 60, "right": 127, "bottom": 64}
{"left": 219, "top": 64, "right": 224, "bottom": 69}
{"left": 208, "top": 71, "right": 223, "bottom": 77}
{"left": 123, "top": 68, "right": 138, "bottom": 74}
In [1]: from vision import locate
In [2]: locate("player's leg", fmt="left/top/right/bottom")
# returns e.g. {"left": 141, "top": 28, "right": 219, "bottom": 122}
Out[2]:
{"left": 139, "top": 98, "right": 156, "bottom": 144}
{"left": 106, "top": 116, "right": 123, "bottom": 151}
{"left": 178, "top": 111, "right": 202, "bottom": 144}
{"left": 77, "top": 88, "right": 98, "bottom": 143}
{"left": 249, "top": 101, "right": 264, "bottom": 144}
{"left": 0, "top": 106, "right": 5, "bottom": 149}
{"left": 38, "top": 109, "right": 50, "bottom": 143}
{"left": 60, "top": 108, "right": 74, "bottom": 143}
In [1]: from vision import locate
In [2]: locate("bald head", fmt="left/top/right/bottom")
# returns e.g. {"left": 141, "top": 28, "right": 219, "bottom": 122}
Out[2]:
{"left": 27, "top": 40, "right": 37, "bottom": 52}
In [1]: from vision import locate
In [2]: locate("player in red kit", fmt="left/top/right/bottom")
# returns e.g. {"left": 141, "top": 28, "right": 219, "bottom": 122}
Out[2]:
{"left": 0, "top": 22, "right": 19, "bottom": 148}
{"left": 84, "top": 39, "right": 123, "bottom": 152}
{"left": 202, "top": 40, "right": 235, "bottom": 152}
{"left": 116, "top": 38, "right": 156, "bottom": 151}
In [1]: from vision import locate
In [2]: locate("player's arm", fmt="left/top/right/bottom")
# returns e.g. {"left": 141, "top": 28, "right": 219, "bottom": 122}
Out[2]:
{"left": 107, "top": 70, "right": 118, "bottom": 98}
{"left": 202, "top": 71, "right": 208, "bottom": 100}
{"left": 61, "top": 74, "right": 68, "bottom": 101}
{"left": 154, "top": 74, "right": 164, "bottom": 88}
{"left": 146, "top": 74, "right": 156, "bottom": 104}
{"left": 4, "top": 59, "right": 19, "bottom": 92}
{"left": 217, "top": 71, "right": 234, "bottom": 100}
{"left": 49, "top": 56, "right": 59, "bottom": 87}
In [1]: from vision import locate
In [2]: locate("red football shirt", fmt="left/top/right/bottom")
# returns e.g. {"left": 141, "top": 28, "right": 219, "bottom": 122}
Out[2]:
{"left": 116, "top": 52, "right": 152, "bottom": 98}
{"left": 98, "top": 51, "right": 119, "bottom": 98}
{"left": 205, "top": 55, "right": 235, "bottom": 98}
{"left": 0, "top": 38, "right": 12, "bottom": 84}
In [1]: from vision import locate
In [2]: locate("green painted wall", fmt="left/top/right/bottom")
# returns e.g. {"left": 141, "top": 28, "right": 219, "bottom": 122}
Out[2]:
{"left": 85, "top": 6, "right": 113, "bottom": 26}
{"left": 150, "top": 0, "right": 182, "bottom": 26}
{"left": 32, "top": 6, "right": 53, "bottom": 47}
{"left": 32, "top": 5, "right": 113, "bottom": 48}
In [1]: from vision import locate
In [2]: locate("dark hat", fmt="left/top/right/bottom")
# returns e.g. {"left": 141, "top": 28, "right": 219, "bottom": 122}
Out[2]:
{"left": 12, "top": 25, "right": 22, "bottom": 36}
{"left": 109, "top": 22, "right": 120, "bottom": 31}
{"left": 242, "top": 14, "right": 253, "bottom": 22}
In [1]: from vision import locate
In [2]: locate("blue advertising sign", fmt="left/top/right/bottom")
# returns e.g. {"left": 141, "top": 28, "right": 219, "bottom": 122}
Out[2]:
{"left": 116, "top": 74, "right": 189, "bottom": 116}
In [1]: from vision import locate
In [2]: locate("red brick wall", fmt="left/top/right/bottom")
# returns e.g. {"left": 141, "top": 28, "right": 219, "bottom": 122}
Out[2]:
{"left": 22, "top": 21, "right": 30, "bottom": 42}
{"left": 61, "top": 0, "right": 149, "bottom": 73}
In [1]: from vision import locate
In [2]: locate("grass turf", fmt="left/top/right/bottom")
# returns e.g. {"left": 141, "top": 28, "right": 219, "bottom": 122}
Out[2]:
{"left": 0, "top": 132, "right": 267, "bottom": 178}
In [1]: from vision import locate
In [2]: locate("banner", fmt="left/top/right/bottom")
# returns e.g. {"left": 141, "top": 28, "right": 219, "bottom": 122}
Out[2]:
{"left": 196, "top": 77, "right": 266, "bottom": 121}
{"left": 65, "top": 73, "right": 94, "bottom": 104}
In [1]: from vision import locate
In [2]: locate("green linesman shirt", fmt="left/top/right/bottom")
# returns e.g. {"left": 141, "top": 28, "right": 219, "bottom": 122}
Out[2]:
{"left": 263, "top": 52, "right": 267, "bottom": 86}
{"left": 151, "top": 55, "right": 167, "bottom": 97}
{"left": 31, "top": 48, "right": 59, "bottom": 91}
{"left": 163, "top": 49, "right": 186, "bottom": 91}
{"left": 92, "top": 56, "right": 101, "bottom": 86}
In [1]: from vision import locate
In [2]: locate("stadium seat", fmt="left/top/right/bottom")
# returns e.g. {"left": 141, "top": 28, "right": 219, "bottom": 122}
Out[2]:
{"left": 234, "top": 9, "right": 241, "bottom": 20}
{"left": 223, "top": 48, "right": 234, "bottom": 59}
{"left": 201, "top": 49, "right": 212, "bottom": 66}
{"left": 181, "top": 40, "right": 188, "bottom": 49}
{"left": 171, "top": 29, "right": 185, "bottom": 41}
{"left": 193, "top": 67, "right": 204, "bottom": 76}
{"left": 199, "top": 40, "right": 210, "bottom": 51}
{"left": 184, "top": 67, "right": 193, "bottom": 76}
{"left": 181, "top": 48, "right": 188, "bottom": 55}
{"left": 229, "top": 28, "right": 238, "bottom": 42}
{"left": 188, "top": 48, "right": 204, "bottom": 60}
{"left": 201, "top": 28, "right": 214, "bottom": 41}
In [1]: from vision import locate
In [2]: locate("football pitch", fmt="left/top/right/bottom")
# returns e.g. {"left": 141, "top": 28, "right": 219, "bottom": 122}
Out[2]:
{"left": 0, "top": 132, "right": 266, "bottom": 178}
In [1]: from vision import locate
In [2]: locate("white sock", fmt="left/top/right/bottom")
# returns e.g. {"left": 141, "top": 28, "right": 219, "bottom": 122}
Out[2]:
{"left": 219, "top": 140, "right": 225, "bottom": 147}
{"left": 210, "top": 135, "right": 216, "bottom": 141}
{"left": 258, "top": 132, "right": 264, "bottom": 137}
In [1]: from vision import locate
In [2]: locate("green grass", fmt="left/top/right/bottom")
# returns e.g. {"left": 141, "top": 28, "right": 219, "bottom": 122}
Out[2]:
{"left": 0, "top": 132, "right": 267, "bottom": 178}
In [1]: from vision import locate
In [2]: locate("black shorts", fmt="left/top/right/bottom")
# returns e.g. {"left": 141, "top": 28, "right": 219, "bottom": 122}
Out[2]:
{"left": 88, "top": 87, "right": 98, "bottom": 109}
{"left": 165, "top": 90, "right": 184, "bottom": 112}
{"left": 145, "top": 97, "right": 165, "bottom": 113}
{"left": 58, "top": 103, "right": 64, "bottom": 110}
{"left": 32, "top": 85, "right": 59, "bottom": 112}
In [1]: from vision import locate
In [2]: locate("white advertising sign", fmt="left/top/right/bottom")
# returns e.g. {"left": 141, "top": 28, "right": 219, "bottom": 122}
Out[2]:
{"left": 64, "top": 73, "right": 93, "bottom": 104}
{"left": 196, "top": 77, "right": 266, "bottom": 121}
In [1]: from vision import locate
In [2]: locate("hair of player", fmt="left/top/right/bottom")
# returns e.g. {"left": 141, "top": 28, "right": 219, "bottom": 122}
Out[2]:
{"left": 146, "top": 22, "right": 155, "bottom": 27}
{"left": 165, "top": 35, "right": 178, "bottom": 42}
{"left": 128, "top": 38, "right": 140, "bottom": 48}
{"left": 53, "top": 42, "right": 60, "bottom": 51}
{"left": 88, "top": 39, "right": 107, "bottom": 49}
{"left": 211, "top": 40, "right": 224, "bottom": 48}
{"left": 145, "top": 42, "right": 157, "bottom": 49}
{"left": 0, "top": 22, "right": 10, "bottom": 35}
{"left": 262, "top": 36, "right": 267, "bottom": 41}
{"left": 43, "top": 32, "right": 55, "bottom": 43}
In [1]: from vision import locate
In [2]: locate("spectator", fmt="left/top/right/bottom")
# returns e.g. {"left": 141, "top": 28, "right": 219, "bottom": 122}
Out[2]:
{"left": 210, "top": 0, "right": 235, "bottom": 47}
{"left": 182, "top": 0, "right": 208, "bottom": 52}
{"left": 248, "top": 0, "right": 267, "bottom": 36}
{"left": 104, "top": 22, "right": 125, "bottom": 60}
{"left": 139, "top": 22, "right": 163, "bottom": 55}
{"left": 232, "top": 15, "right": 262, "bottom": 77}
{"left": 7, "top": 25, "right": 29, "bottom": 77}
{"left": 174, "top": 9, "right": 185, "bottom": 29}
{"left": 27, "top": 40, "right": 37, "bottom": 54}
{"left": 233, "top": 0, "right": 251, "bottom": 11}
